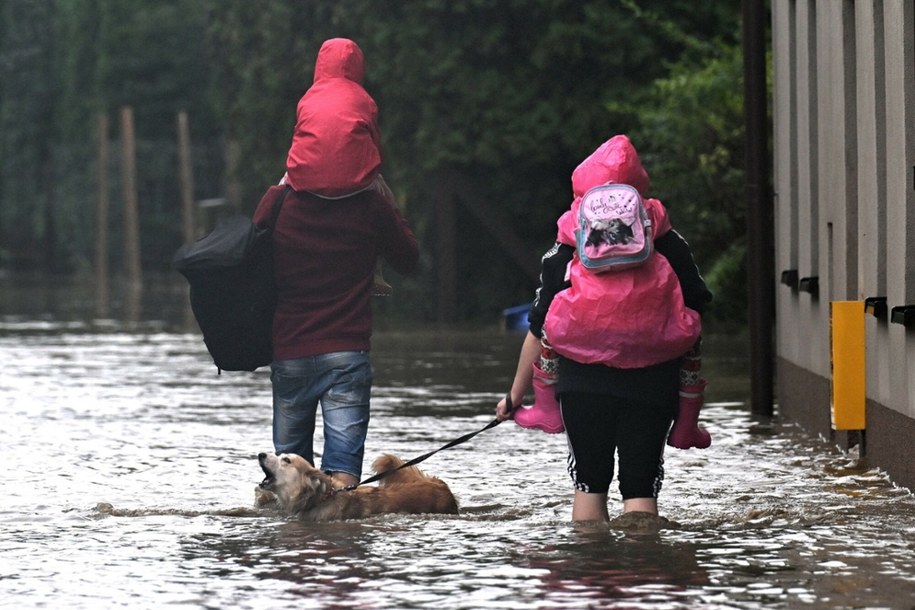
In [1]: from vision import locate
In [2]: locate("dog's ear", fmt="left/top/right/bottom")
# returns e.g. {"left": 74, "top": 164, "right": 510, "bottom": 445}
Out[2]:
{"left": 290, "top": 472, "right": 331, "bottom": 514}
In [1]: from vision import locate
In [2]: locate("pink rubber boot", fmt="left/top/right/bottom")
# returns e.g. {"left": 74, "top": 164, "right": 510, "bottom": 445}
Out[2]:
{"left": 667, "top": 379, "right": 711, "bottom": 449}
{"left": 513, "top": 362, "right": 564, "bottom": 434}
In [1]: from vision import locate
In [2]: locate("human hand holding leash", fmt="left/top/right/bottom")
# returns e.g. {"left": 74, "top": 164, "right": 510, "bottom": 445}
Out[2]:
{"left": 496, "top": 331, "right": 541, "bottom": 421}
{"left": 496, "top": 393, "right": 518, "bottom": 421}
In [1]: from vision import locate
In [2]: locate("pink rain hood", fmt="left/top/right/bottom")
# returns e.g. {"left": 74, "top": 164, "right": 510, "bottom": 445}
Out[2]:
{"left": 544, "top": 135, "right": 701, "bottom": 369}
{"left": 285, "top": 38, "right": 382, "bottom": 197}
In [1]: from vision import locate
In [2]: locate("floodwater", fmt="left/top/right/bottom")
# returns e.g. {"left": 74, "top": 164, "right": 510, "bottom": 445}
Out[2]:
{"left": 1, "top": 276, "right": 915, "bottom": 609}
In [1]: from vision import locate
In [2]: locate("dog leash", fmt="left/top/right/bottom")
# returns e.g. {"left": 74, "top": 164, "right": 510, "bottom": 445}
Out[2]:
{"left": 338, "top": 407, "right": 511, "bottom": 492}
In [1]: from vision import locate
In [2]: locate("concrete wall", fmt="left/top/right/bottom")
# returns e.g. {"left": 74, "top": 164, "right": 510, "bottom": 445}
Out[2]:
{"left": 772, "top": 0, "right": 915, "bottom": 490}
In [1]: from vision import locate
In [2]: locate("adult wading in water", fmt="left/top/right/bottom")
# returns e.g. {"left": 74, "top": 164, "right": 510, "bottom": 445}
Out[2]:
{"left": 254, "top": 38, "right": 419, "bottom": 488}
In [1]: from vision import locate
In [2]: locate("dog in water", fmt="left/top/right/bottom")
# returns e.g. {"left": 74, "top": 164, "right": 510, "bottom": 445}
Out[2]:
{"left": 257, "top": 452, "right": 458, "bottom": 521}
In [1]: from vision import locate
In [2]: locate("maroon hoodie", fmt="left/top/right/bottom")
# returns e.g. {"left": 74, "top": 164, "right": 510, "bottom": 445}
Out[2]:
{"left": 252, "top": 183, "right": 418, "bottom": 360}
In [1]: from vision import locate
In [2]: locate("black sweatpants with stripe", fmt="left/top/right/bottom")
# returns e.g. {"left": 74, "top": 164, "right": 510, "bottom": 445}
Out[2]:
{"left": 561, "top": 391, "right": 676, "bottom": 499}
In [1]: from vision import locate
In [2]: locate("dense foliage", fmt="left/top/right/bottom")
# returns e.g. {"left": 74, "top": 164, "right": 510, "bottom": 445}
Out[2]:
{"left": 0, "top": 0, "right": 756, "bottom": 324}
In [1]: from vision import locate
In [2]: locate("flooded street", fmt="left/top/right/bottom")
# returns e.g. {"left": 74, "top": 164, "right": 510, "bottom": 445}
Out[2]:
{"left": 1, "top": 279, "right": 915, "bottom": 609}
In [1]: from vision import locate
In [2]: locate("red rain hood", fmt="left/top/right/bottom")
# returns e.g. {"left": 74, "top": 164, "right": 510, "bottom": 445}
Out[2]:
{"left": 571, "top": 134, "right": 650, "bottom": 198}
{"left": 285, "top": 38, "right": 381, "bottom": 197}
{"left": 557, "top": 135, "right": 655, "bottom": 244}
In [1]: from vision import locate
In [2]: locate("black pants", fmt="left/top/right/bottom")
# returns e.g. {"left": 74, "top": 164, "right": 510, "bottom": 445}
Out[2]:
{"left": 561, "top": 391, "right": 676, "bottom": 499}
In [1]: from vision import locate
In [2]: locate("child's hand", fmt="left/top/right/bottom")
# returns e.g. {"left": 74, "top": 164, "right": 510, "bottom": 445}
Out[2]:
{"left": 495, "top": 394, "right": 516, "bottom": 421}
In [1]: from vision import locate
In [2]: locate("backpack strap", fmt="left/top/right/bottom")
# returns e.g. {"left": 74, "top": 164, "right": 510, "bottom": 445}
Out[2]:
{"left": 266, "top": 185, "right": 292, "bottom": 230}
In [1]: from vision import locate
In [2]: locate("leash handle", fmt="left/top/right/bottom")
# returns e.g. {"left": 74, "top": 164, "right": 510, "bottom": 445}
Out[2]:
{"left": 504, "top": 392, "right": 516, "bottom": 414}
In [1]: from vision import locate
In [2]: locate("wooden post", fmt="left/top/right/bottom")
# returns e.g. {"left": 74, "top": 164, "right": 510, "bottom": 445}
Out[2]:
{"left": 177, "top": 110, "right": 195, "bottom": 243}
{"left": 119, "top": 106, "right": 143, "bottom": 289}
{"left": 95, "top": 113, "right": 110, "bottom": 317}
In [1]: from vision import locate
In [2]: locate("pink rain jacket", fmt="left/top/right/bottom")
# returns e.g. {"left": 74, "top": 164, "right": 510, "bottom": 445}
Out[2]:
{"left": 285, "top": 38, "right": 382, "bottom": 197}
{"left": 543, "top": 135, "right": 702, "bottom": 369}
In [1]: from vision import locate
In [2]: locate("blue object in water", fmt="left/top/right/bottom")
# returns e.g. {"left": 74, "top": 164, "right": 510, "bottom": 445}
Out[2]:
{"left": 501, "top": 303, "right": 531, "bottom": 332}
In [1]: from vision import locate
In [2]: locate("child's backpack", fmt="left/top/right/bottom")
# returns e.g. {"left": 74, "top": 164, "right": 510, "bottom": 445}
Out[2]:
{"left": 577, "top": 183, "right": 653, "bottom": 272}
{"left": 172, "top": 186, "right": 290, "bottom": 373}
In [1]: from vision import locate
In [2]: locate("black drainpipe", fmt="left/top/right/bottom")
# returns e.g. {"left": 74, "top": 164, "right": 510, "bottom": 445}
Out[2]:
{"left": 742, "top": 0, "right": 775, "bottom": 417}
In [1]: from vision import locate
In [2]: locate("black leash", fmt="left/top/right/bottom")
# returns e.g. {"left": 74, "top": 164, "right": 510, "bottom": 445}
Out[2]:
{"left": 338, "top": 406, "right": 510, "bottom": 492}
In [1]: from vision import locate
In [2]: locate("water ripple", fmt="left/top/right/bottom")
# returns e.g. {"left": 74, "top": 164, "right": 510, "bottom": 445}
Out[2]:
{"left": 1, "top": 331, "right": 914, "bottom": 609}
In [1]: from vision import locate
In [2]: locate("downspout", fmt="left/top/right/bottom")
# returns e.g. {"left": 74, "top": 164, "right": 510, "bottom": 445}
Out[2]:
{"left": 742, "top": 0, "right": 775, "bottom": 416}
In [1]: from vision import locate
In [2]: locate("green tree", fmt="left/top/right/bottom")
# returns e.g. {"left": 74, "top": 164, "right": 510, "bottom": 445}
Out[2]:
{"left": 52, "top": 0, "right": 104, "bottom": 272}
{"left": 204, "top": 0, "right": 311, "bottom": 207}
{"left": 0, "top": 1, "right": 753, "bottom": 325}
{"left": 0, "top": 0, "right": 56, "bottom": 269}
{"left": 627, "top": 43, "right": 754, "bottom": 323}
{"left": 204, "top": 0, "right": 742, "bottom": 321}
{"left": 93, "top": 0, "right": 214, "bottom": 269}
{"left": 1, "top": 0, "right": 217, "bottom": 272}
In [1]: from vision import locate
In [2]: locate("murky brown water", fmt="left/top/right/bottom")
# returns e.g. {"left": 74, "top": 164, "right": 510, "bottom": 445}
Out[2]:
{"left": 1, "top": 277, "right": 914, "bottom": 609}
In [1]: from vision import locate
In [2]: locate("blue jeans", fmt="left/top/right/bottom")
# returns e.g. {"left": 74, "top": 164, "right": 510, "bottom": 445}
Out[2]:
{"left": 270, "top": 351, "right": 372, "bottom": 479}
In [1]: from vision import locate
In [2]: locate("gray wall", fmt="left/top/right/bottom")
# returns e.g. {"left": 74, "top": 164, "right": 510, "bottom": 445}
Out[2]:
{"left": 771, "top": 0, "right": 915, "bottom": 489}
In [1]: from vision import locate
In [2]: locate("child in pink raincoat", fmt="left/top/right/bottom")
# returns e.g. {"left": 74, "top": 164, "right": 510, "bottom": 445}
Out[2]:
{"left": 280, "top": 37, "right": 399, "bottom": 296}
{"left": 496, "top": 135, "right": 712, "bottom": 521}
{"left": 546, "top": 136, "right": 701, "bottom": 369}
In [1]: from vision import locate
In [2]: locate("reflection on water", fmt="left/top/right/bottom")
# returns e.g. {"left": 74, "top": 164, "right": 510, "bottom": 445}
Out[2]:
{"left": 1, "top": 278, "right": 915, "bottom": 609}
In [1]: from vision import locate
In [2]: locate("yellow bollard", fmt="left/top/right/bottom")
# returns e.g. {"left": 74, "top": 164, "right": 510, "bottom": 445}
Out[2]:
{"left": 830, "top": 301, "right": 866, "bottom": 430}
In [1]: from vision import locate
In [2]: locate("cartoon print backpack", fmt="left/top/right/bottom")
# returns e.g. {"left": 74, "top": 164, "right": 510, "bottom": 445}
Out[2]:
{"left": 577, "top": 183, "right": 653, "bottom": 272}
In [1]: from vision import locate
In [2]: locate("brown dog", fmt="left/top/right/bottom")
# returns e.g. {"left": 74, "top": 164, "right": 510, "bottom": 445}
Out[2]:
{"left": 257, "top": 452, "right": 458, "bottom": 521}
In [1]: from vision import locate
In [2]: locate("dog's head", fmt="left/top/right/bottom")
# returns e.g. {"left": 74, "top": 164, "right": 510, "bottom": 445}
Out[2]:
{"left": 258, "top": 452, "right": 333, "bottom": 514}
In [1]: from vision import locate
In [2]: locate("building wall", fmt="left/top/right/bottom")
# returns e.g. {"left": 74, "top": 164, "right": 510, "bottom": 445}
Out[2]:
{"left": 772, "top": 0, "right": 915, "bottom": 490}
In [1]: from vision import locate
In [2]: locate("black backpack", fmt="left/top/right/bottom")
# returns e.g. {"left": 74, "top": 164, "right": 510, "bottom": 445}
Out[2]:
{"left": 172, "top": 186, "right": 291, "bottom": 373}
